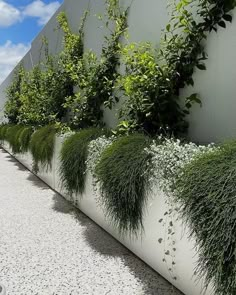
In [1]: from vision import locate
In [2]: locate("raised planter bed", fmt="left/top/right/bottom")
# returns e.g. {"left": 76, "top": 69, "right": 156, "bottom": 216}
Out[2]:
{"left": 1, "top": 137, "right": 213, "bottom": 295}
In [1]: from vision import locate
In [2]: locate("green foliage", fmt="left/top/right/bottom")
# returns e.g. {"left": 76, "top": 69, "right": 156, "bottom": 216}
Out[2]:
{"left": 5, "top": 10, "right": 87, "bottom": 128}
{"left": 3, "top": 1, "right": 236, "bottom": 135}
{"left": 0, "top": 124, "right": 10, "bottom": 141}
{"left": 118, "top": 0, "right": 236, "bottom": 135}
{"left": 57, "top": 10, "right": 88, "bottom": 83}
{"left": 60, "top": 128, "right": 107, "bottom": 195}
{"left": 17, "top": 126, "right": 34, "bottom": 153}
{"left": 17, "top": 54, "right": 73, "bottom": 126}
{"left": 5, "top": 65, "right": 25, "bottom": 124}
{"left": 5, "top": 125, "right": 25, "bottom": 154}
{"left": 30, "top": 125, "right": 57, "bottom": 172}
{"left": 95, "top": 134, "right": 152, "bottom": 234}
{"left": 18, "top": 65, "right": 44, "bottom": 126}
{"left": 175, "top": 141, "right": 236, "bottom": 294}
{"left": 118, "top": 43, "right": 188, "bottom": 135}
{"left": 64, "top": 1, "right": 128, "bottom": 128}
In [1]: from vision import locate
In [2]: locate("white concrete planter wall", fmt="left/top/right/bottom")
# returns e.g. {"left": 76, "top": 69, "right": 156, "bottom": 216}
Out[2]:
{"left": 1, "top": 137, "right": 214, "bottom": 295}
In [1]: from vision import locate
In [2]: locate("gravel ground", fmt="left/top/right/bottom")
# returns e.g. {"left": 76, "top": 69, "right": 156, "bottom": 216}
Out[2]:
{"left": 0, "top": 148, "right": 182, "bottom": 295}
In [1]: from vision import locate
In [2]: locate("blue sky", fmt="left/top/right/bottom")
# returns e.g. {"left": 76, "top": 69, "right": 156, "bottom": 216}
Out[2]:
{"left": 0, "top": 0, "right": 63, "bottom": 82}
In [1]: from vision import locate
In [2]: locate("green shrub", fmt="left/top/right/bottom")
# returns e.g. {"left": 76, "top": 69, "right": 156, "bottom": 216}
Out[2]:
{"left": 95, "top": 134, "right": 152, "bottom": 234}
{"left": 60, "top": 128, "right": 107, "bottom": 195}
{"left": 64, "top": 2, "right": 128, "bottom": 129}
{"left": 4, "top": 64, "right": 25, "bottom": 124}
{"left": 30, "top": 125, "right": 57, "bottom": 172}
{"left": 175, "top": 141, "right": 236, "bottom": 294}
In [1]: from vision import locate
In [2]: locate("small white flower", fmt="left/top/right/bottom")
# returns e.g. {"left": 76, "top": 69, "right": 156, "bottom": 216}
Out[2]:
{"left": 145, "top": 137, "right": 216, "bottom": 197}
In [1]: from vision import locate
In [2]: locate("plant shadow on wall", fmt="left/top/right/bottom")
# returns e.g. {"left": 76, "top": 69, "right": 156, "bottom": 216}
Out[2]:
{"left": 51, "top": 192, "right": 182, "bottom": 295}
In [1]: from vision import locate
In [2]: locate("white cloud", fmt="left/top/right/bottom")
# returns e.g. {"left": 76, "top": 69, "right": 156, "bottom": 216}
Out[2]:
{"left": 0, "top": 1, "right": 61, "bottom": 27}
{"left": 0, "top": 41, "right": 30, "bottom": 83}
{"left": 23, "top": 0, "right": 61, "bottom": 25}
{"left": 0, "top": 1, "right": 21, "bottom": 27}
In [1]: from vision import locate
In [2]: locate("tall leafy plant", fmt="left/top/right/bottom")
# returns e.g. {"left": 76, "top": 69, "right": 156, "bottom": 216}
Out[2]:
{"left": 17, "top": 65, "right": 45, "bottom": 126}
{"left": 64, "top": 0, "right": 128, "bottom": 128}
{"left": 5, "top": 65, "right": 25, "bottom": 124}
{"left": 5, "top": 11, "right": 88, "bottom": 128}
{"left": 118, "top": 43, "right": 188, "bottom": 135}
{"left": 17, "top": 53, "right": 73, "bottom": 127}
{"left": 118, "top": 0, "right": 236, "bottom": 135}
{"left": 57, "top": 10, "right": 88, "bottom": 83}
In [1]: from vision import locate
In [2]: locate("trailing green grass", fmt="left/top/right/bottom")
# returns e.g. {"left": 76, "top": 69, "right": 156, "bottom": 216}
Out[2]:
{"left": 0, "top": 124, "right": 34, "bottom": 153}
{"left": 95, "top": 134, "right": 152, "bottom": 234}
{"left": 17, "top": 126, "right": 34, "bottom": 153}
{"left": 0, "top": 124, "right": 11, "bottom": 141}
{"left": 30, "top": 125, "right": 57, "bottom": 172}
{"left": 5, "top": 125, "right": 25, "bottom": 153}
{"left": 60, "top": 128, "right": 107, "bottom": 195}
{"left": 175, "top": 141, "right": 236, "bottom": 295}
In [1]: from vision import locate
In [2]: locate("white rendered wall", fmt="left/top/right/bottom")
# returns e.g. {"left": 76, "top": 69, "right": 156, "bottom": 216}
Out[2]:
{"left": 0, "top": 1, "right": 236, "bottom": 142}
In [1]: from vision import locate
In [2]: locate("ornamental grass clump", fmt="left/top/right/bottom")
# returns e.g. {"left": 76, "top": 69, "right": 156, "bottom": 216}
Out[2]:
{"left": 95, "top": 134, "right": 152, "bottom": 234}
{"left": 5, "top": 125, "right": 25, "bottom": 153}
{"left": 17, "top": 126, "right": 34, "bottom": 153}
{"left": 30, "top": 125, "right": 57, "bottom": 173}
{"left": 0, "top": 124, "right": 11, "bottom": 141}
{"left": 60, "top": 128, "right": 108, "bottom": 195}
{"left": 175, "top": 141, "right": 236, "bottom": 295}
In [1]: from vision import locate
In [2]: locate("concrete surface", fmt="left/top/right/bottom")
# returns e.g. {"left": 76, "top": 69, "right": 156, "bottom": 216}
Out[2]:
{"left": 0, "top": 148, "right": 182, "bottom": 295}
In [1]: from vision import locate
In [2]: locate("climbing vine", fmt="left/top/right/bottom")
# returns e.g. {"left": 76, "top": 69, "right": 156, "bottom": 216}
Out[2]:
{"left": 4, "top": 10, "right": 88, "bottom": 128}
{"left": 57, "top": 10, "right": 88, "bottom": 83}
{"left": 117, "top": 0, "right": 236, "bottom": 135}
{"left": 5, "top": 64, "right": 25, "bottom": 124}
{"left": 64, "top": 0, "right": 128, "bottom": 129}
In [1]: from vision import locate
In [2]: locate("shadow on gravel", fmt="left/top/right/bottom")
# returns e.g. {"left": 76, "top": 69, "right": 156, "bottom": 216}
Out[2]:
{"left": 52, "top": 193, "right": 76, "bottom": 214}
{"left": 51, "top": 192, "right": 182, "bottom": 295}
{"left": 0, "top": 148, "right": 8, "bottom": 153}
{"left": 2, "top": 149, "right": 181, "bottom": 294}
{"left": 4, "top": 154, "right": 26, "bottom": 171}
{"left": 26, "top": 174, "right": 49, "bottom": 190}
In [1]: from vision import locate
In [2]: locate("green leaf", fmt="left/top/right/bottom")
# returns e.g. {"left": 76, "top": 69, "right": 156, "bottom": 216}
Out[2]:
{"left": 196, "top": 63, "right": 206, "bottom": 70}
{"left": 218, "top": 21, "right": 226, "bottom": 28}
{"left": 223, "top": 14, "right": 232, "bottom": 22}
